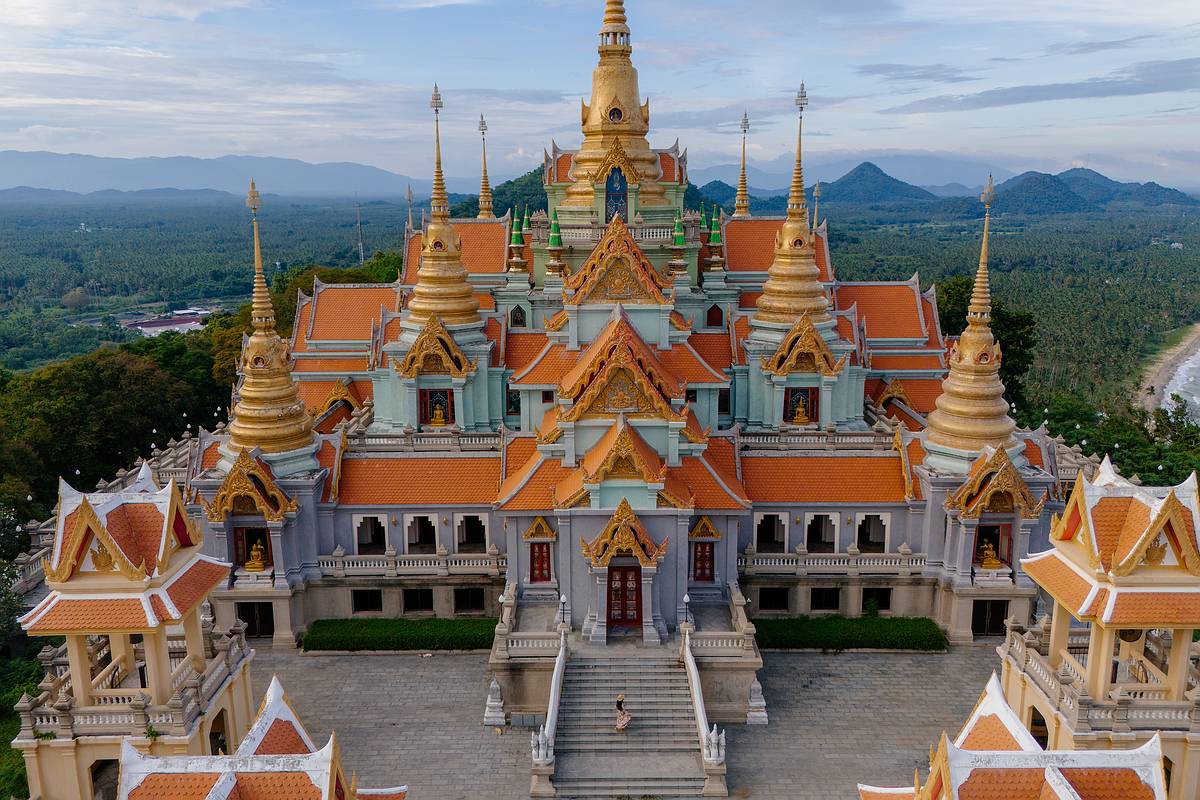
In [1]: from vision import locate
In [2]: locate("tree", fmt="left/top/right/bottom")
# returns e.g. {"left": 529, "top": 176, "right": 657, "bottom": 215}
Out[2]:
{"left": 60, "top": 287, "right": 90, "bottom": 312}
{"left": 937, "top": 275, "right": 1038, "bottom": 409}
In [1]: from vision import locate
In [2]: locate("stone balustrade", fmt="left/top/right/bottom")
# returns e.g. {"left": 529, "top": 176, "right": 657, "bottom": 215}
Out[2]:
{"left": 740, "top": 429, "right": 895, "bottom": 451}
{"left": 318, "top": 547, "right": 506, "bottom": 579}
{"left": 739, "top": 547, "right": 926, "bottom": 577}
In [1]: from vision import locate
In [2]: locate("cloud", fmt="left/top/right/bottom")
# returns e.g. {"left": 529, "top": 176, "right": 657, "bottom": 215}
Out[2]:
{"left": 856, "top": 63, "right": 978, "bottom": 84}
{"left": 883, "top": 57, "right": 1200, "bottom": 113}
{"left": 1045, "top": 35, "right": 1156, "bottom": 56}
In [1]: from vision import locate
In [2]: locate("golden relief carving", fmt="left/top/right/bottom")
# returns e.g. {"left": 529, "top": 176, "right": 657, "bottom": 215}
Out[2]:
{"left": 877, "top": 380, "right": 913, "bottom": 409}
{"left": 545, "top": 310, "right": 569, "bottom": 331}
{"left": 205, "top": 449, "right": 297, "bottom": 523}
{"left": 1143, "top": 537, "right": 1168, "bottom": 567}
{"left": 580, "top": 498, "right": 668, "bottom": 568}
{"left": 42, "top": 499, "right": 147, "bottom": 583}
{"left": 893, "top": 428, "right": 917, "bottom": 502}
{"left": 559, "top": 322, "right": 679, "bottom": 402}
{"left": 522, "top": 516, "right": 556, "bottom": 541}
{"left": 761, "top": 313, "right": 846, "bottom": 377}
{"left": 945, "top": 446, "right": 1046, "bottom": 520}
{"left": 1113, "top": 491, "right": 1200, "bottom": 577}
{"left": 563, "top": 356, "right": 683, "bottom": 424}
{"left": 318, "top": 382, "right": 361, "bottom": 416}
{"left": 689, "top": 516, "right": 721, "bottom": 540}
{"left": 396, "top": 314, "right": 476, "bottom": 379}
{"left": 585, "top": 424, "right": 666, "bottom": 484}
{"left": 589, "top": 137, "right": 641, "bottom": 187}
{"left": 564, "top": 216, "right": 670, "bottom": 305}
{"left": 91, "top": 540, "right": 115, "bottom": 572}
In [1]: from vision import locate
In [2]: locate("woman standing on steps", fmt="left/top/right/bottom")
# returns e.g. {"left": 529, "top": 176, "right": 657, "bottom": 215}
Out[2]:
{"left": 615, "top": 694, "right": 632, "bottom": 732}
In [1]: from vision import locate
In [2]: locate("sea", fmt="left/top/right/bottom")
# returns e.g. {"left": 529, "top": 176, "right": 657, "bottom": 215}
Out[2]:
{"left": 1164, "top": 347, "right": 1200, "bottom": 419}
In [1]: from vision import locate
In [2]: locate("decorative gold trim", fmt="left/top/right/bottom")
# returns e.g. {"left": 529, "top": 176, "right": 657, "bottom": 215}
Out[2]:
{"left": 1112, "top": 491, "right": 1200, "bottom": 577}
{"left": 545, "top": 309, "right": 569, "bottom": 332}
{"left": 586, "top": 425, "right": 665, "bottom": 484}
{"left": 561, "top": 352, "right": 684, "bottom": 424}
{"left": 589, "top": 137, "right": 641, "bottom": 186}
{"left": 205, "top": 449, "right": 297, "bottom": 523}
{"left": 396, "top": 314, "right": 476, "bottom": 378}
{"left": 945, "top": 446, "right": 1046, "bottom": 520}
{"left": 522, "top": 516, "right": 556, "bottom": 541}
{"left": 893, "top": 428, "right": 916, "bottom": 502}
{"left": 318, "top": 382, "right": 361, "bottom": 415}
{"left": 43, "top": 499, "right": 148, "bottom": 583}
{"left": 878, "top": 380, "right": 912, "bottom": 409}
{"left": 689, "top": 516, "right": 721, "bottom": 540}
{"left": 563, "top": 216, "right": 670, "bottom": 305}
{"left": 760, "top": 313, "right": 846, "bottom": 377}
{"left": 580, "top": 498, "right": 667, "bottom": 568}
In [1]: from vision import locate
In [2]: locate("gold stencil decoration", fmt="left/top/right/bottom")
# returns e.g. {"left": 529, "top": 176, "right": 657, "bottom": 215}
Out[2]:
{"left": 878, "top": 380, "right": 913, "bottom": 409}
{"left": 584, "top": 422, "right": 666, "bottom": 484}
{"left": 589, "top": 137, "right": 641, "bottom": 186}
{"left": 580, "top": 498, "right": 668, "bottom": 568}
{"left": 91, "top": 540, "right": 115, "bottom": 572}
{"left": 689, "top": 516, "right": 721, "bottom": 540}
{"left": 396, "top": 314, "right": 475, "bottom": 378}
{"left": 1143, "top": 537, "right": 1168, "bottom": 567}
{"left": 318, "top": 382, "right": 361, "bottom": 415}
{"left": 522, "top": 516, "right": 556, "bottom": 541}
{"left": 206, "top": 450, "right": 297, "bottom": 523}
{"left": 945, "top": 446, "right": 1046, "bottom": 520}
{"left": 564, "top": 216, "right": 670, "bottom": 305}
{"left": 761, "top": 313, "right": 845, "bottom": 377}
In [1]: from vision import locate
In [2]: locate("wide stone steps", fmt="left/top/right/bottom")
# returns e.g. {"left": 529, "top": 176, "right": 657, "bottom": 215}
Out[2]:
{"left": 552, "top": 755, "right": 707, "bottom": 799}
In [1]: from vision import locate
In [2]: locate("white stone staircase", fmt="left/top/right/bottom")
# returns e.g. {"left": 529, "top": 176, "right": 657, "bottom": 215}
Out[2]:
{"left": 550, "top": 653, "right": 711, "bottom": 798}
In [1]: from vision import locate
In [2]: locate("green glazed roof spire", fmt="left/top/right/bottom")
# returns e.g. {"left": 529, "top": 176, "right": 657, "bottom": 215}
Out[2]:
{"left": 522, "top": 205, "right": 531, "bottom": 232}
{"left": 700, "top": 205, "right": 709, "bottom": 231}
{"left": 672, "top": 210, "right": 685, "bottom": 247}
{"left": 709, "top": 205, "right": 723, "bottom": 246}
{"left": 548, "top": 209, "right": 563, "bottom": 248}
{"left": 510, "top": 208, "right": 524, "bottom": 246}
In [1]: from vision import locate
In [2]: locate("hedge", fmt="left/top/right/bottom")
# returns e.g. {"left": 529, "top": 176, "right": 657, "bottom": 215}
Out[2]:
{"left": 752, "top": 615, "right": 946, "bottom": 652}
{"left": 301, "top": 618, "right": 498, "bottom": 652}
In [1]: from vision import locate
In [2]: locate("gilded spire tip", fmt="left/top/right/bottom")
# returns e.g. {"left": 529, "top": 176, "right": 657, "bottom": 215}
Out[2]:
{"left": 786, "top": 84, "right": 809, "bottom": 224}
{"left": 734, "top": 111, "right": 751, "bottom": 218}
{"left": 430, "top": 84, "right": 448, "bottom": 221}
{"left": 969, "top": 174, "right": 994, "bottom": 320}
{"left": 478, "top": 113, "right": 494, "bottom": 218}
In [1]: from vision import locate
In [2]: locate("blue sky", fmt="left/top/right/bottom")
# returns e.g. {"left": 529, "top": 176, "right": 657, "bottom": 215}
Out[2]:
{"left": 2, "top": 0, "right": 1199, "bottom": 185}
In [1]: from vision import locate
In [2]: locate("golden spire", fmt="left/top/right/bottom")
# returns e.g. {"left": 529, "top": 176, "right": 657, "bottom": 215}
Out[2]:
{"left": 406, "top": 184, "right": 414, "bottom": 230}
{"left": 406, "top": 85, "right": 481, "bottom": 327}
{"left": 925, "top": 175, "right": 1017, "bottom": 462}
{"left": 226, "top": 181, "right": 314, "bottom": 456}
{"left": 477, "top": 114, "right": 494, "bottom": 219}
{"left": 733, "top": 111, "right": 751, "bottom": 219}
{"left": 812, "top": 180, "right": 821, "bottom": 232}
{"left": 753, "top": 83, "right": 831, "bottom": 327}
{"left": 603, "top": 0, "right": 626, "bottom": 26}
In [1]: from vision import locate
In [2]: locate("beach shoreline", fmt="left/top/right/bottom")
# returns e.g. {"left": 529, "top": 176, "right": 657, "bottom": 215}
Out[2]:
{"left": 1141, "top": 322, "right": 1200, "bottom": 412}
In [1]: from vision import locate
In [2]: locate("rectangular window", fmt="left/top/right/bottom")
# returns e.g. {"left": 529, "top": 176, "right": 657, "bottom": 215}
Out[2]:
{"left": 784, "top": 387, "right": 819, "bottom": 426}
{"left": 686, "top": 389, "right": 698, "bottom": 404}
{"left": 692, "top": 541, "right": 715, "bottom": 583}
{"left": 806, "top": 514, "right": 836, "bottom": 554}
{"left": 530, "top": 542, "right": 552, "bottom": 583}
{"left": 717, "top": 388, "right": 731, "bottom": 415}
{"left": 862, "top": 587, "right": 892, "bottom": 614}
{"left": 454, "top": 587, "right": 485, "bottom": 614}
{"left": 506, "top": 390, "right": 521, "bottom": 416}
{"left": 758, "top": 586, "right": 790, "bottom": 612}
{"left": 233, "top": 527, "right": 271, "bottom": 568}
{"left": 354, "top": 515, "right": 386, "bottom": 556}
{"left": 419, "top": 389, "right": 454, "bottom": 426}
{"left": 406, "top": 515, "right": 437, "bottom": 555}
{"left": 974, "top": 524, "right": 1012, "bottom": 566}
{"left": 810, "top": 587, "right": 841, "bottom": 612}
{"left": 856, "top": 514, "right": 887, "bottom": 554}
{"left": 456, "top": 514, "right": 487, "bottom": 554}
{"left": 403, "top": 588, "right": 434, "bottom": 613}
{"left": 541, "top": 390, "right": 555, "bottom": 404}
{"left": 351, "top": 589, "right": 383, "bottom": 615}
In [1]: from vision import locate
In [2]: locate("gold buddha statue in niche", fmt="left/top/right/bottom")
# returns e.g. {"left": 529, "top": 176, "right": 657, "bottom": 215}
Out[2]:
{"left": 978, "top": 540, "right": 1003, "bottom": 570}
{"left": 430, "top": 402, "right": 448, "bottom": 427}
{"left": 790, "top": 391, "right": 811, "bottom": 425}
{"left": 246, "top": 541, "right": 267, "bottom": 572}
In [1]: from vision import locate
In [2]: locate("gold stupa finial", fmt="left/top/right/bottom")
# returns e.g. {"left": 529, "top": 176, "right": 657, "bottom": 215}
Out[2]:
{"left": 753, "top": 83, "right": 830, "bottom": 328}
{"left": 477, "top": 114, "right": 494, "bottom": 219}
{"left": 603, "top": 0, "right": 627, "bottom": 28}
{"left": 406, "top": 184, "right": 414, "bottom": 231}
{"left": 227, "top": 180, "right": 314, "bottom": 456}
{"left": 406, "top": 85, "right": 481, "bottom": 327}
{"left": 925, "top": 173, "right": 1016, "bottom": 464}
{"left": 812, "top": 180, "right": 822, "bottom": 232}
{"left": 733, "top": 111, "right": 751, "bottom": 219}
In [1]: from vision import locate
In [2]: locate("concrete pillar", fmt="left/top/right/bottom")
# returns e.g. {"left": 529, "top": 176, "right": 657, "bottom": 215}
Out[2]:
{"left": 109, "top": 633, "right": 134, "bottom": 682}
{"left": 66, "top": 635, "right": 92, "bottom": 707}
{"left": 819, "top": 379, "right": 834, "bottom": 429}
{"left": 844, "top": 581, "right": 862, "bottom": 618}
{"left": 1166, "top": 628, "right": 1193, "bottom": 701}
{"left": 1048, "top": 600, "right": 1071, "bottom": 669}
{"left": 143, "top": 629, "right": 174, "bottom": 705}
{"left": 183, "top": 608, "right": 206, "bottom": 672}
{"left": 1086, "top": 625, "right": 1116, "bottom": 701}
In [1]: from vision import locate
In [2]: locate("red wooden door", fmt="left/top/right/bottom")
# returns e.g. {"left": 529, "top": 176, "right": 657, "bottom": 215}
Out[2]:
{"left": 607, "top": 566, "right": 642, "bottom": 627}
{"left": 530, "top": 542, "right": 552, "bottom": 583}
{"left": 693, "top": 542, "right": 715, "bottom": 582}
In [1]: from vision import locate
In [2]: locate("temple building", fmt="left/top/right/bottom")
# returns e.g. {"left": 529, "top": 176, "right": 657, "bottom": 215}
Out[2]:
{"left": 857, "top": 674, "right": 1170, "bottom": 799}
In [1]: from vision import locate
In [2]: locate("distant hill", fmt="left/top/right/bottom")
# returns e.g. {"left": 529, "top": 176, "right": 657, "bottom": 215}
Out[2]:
{"left": 688, "top": 152, "right": 1016, "bottom": 191}
{"left": 821, "top": 162, "right": 936, "bottom": 203}
{"left": 699, "top": 181, "right": 737, "bottom": 205}
{"left": 1057, "top": 168, "right": 1196, "bottom": 207}
{"left": 995, "top": 172, "right": 1098, "bottom": 214}
{"left": 0, "top": 186, "right": 241, "bottom": 205}
{"left": 0, "top": 151, "right": 490, "bottom": 197}
{"left": 922, "top": 182, "right": 979, "bottom": 198}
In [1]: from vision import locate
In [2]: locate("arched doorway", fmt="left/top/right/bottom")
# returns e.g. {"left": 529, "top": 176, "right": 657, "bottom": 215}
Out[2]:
{"left": 1028, "top": 707, "right": 1049, "bottom": 748}
{"left": 208, "top": 707, "right": 229, "bottom": 754}
{"left": 90, "top": 759, "right": 119, "bottom": 800}
{"left": 605, "top": 168, "right": 628, "bottom": 223}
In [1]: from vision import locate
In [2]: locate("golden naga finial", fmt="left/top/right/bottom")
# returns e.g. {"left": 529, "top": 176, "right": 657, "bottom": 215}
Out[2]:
{"left": 733, "top": 111, "right": 751, "bottom": 218}
{"left": 478, "top": 114, "right": 494, "bottom": 219}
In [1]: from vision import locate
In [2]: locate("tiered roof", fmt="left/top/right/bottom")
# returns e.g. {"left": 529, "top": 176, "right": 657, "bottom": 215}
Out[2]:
{"left": 857, "top": 675, "right": 1167, "bottom": 800}
{"left": 1023, "top": 457, "right": 1200, "bottom": 628}
{"left": 117, "top": 676, "right": 407, "bottom": 799}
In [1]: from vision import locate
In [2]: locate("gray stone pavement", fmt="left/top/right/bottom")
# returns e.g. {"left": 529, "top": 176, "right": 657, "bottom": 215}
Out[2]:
{"left": 251, "top": 643, "right": 998, "bottom": 799}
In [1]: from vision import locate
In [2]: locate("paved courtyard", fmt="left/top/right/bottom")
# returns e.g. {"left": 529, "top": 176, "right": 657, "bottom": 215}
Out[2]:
{"left": 251, "top": 644, "right": 998, "bottom": 799}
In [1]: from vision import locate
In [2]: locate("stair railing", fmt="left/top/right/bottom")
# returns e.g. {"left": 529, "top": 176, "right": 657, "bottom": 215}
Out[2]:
{"left": 680, "top": 624, "right": 725, "bottom": 766}
{"left": 531, "top": 627, "right": 568, "bottom": 768}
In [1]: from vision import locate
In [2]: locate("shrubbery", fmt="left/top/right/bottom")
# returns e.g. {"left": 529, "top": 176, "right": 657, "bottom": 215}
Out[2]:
{"left": 301, "top": 618, "right": 497, "bottom": 652}
{"left": 752, "top": 615, "right": 946, "bottom": 652}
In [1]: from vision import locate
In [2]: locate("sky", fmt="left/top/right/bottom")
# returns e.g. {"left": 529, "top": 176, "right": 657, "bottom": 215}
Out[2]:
{"left": 2, "top": 0, "right": 1200, "bottom": 186}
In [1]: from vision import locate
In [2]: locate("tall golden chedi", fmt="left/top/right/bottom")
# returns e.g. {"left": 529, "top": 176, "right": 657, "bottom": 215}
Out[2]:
{"left": 478, "top": 113, "right": 495, "bottom": 219}
{"left": 924, "top": 176, "right": 1019, "bottom": 473}
{"left": 222, "top": 181, "right": 316, "bottom": 476}
{"left": 406, "top": 84, "right": 482, "bottom": 326}
{"left": 560, "top": 0, "right": 668, "bottom": 209}
{"left": 753, "top": 84, "right": 832, "bottom": 329}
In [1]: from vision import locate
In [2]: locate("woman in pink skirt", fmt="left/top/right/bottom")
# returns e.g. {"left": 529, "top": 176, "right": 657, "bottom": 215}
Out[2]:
{"left": 615, "top": 694, "right": 632, "bottom": 731}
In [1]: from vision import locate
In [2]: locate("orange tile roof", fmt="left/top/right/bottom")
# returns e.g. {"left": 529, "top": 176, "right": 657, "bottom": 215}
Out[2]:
{"left": 506, "top": 333, "right": 551, "bottom": 373}
{"left": 499, "top": 457, "right": 572, "bottom": 510}
{"left": 676, "top": 457, "right": 748, "bottom": 509}
{"left": 1023, "top": 439, "right": 1045, "bottom": 468}
{"left": 957, "top": 768, "right": 1048, "bottom": 800}
{"left": 814, "top": 231, "right": 831, "bottom": 281}
{"left": 254, "top": 719, "right": 311, "bottom": 756}
{"left": 403, "top": 222, "right": 509, "bottom": 283}
{"left": 555, "top": 152, "right": 573, "bottom": 183}
{"left": 723, "top": 220, "right": 832, "bottom": 281}
{"left": 906, "top": 438, "right": 926, "bottom": 500}
{"left": 689, "top": 332, "right": 733, "bottom": 373}
{"left": 658, "top": 343, "right": 729, "bottom": 383}
{"left": 580, "top": 421, "right": 664, "bottom": 481}
{"left": 1089, "top": 497, "right": 1150, "bottom": 571}
{"left": 1061, "top": 768, "right": 1154, "bottom": 800}
{"left": 476, "top": 292, "right": 496, "bottom": 310}
{"left": 1022, "top": 552, "right": 1093, "bottom": 617}
{"left": 704, "top": 437, "right": 741, "bottom": 488}
{"left": 513, "top": 343, "right": 576, "bottom": 385}
{"left": 291, "top": 302, "right": 312, "bottom": 352}
{"left": 316, "top": 439, "right": 338, "bottom": 501}
{"left": 921, "top": 296, "right": 944, "bottom": 348}
{"left": 231, "top": 773, "right": 321, "bottom": 799}
{"left": 308, "top": 286, "right": 397, "bottom": 341}
{"left": 738, "top": 291, "right": 763, "bottom": 310}
{"left": 166, "top": 559, "right": 229, "bottom": 618}
{"left": 837, "top": 284, "right": 925, "bottom": 339}
{"left": 870, "top": 353, "right": 944, "bottom": 371}
{"left": 338, "top": 458, "right": 500, "bottom": 505}
{"left": 104, "top": 504, "right": 164, "bottom": 573}
{"left": 659, "top": 152, "right": 676, "bottom": 182}
{"left": 1106, "top": 592, "right": 1200, "bottom": 627}
{"left": 296, "top": 381, "right": 336, "bottom": 412}
{"left": 835, "top": 314, "right": 856, "bottom": 342}
{"left": 898, "top": 378, "right": 944, "bottom": 414}
{"left": 890, "top": 405, "right": 925, "bottom": 432}
{"left": 27, "top": 598, "right": 150, "bottom": 633}
{"left": 130, "top": 773, "right": 221, "bottom": 799}
{"left": 504, "top": 437, "right": 539, "bottom": 479}
{"left": 733, "top": 317, "right": 750, "bottom": 364}
{"left": 202, "top": 442, "right": 221, "bottom": 470}
{"left": 858, "top": 791, "right": 915, "bottom": 800}
{"left": 559, "top": 314, "right": 682, "bottom": 399}
{"left": 960, "top": 714, "right": 1024, "bottom": 751}
{"left": 293, "top": 356, "right": 369, "bottom": 374}
{"left": 742, "top": 456, "right": 907, "bottom": 503}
